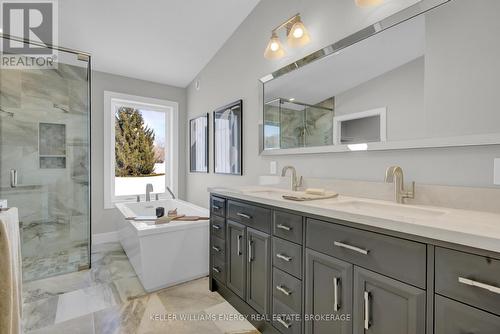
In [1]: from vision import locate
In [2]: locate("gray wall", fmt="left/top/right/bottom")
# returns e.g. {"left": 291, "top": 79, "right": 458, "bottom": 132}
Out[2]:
{"left": 91, "top": 71, "right": 186, "bottom": 234}
{"left": 336, "top": 57, "right": 425, "bottom": 141}
{"left": 185, "top": 0, "right": 500, "bottom": 208}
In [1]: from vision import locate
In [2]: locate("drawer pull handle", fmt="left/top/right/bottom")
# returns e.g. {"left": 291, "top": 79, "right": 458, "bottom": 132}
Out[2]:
{"left": 212, "top": 246, "right": 221, "bottom": 252}
{"left": 333, "top": 277, "right": 340, "bottom": 312}
{"left": 237, "top": 212, "right": 252, "bottom": 220}
{"left": 212, "top": 267, "right": 221, "bottom": 273}
{"left": 237, "top": 235, "right": 242, "bottom": 256}
{"left": 248, "top": 240, "right": 253, "bottom": 263}
{"left": 364, "top": 291, "right": 371, "bottom": 330}
{"left": 277, "top": 224, "right": 292, "bottom": 231}
{"left": 276, "top": 317, "right": 292, "bottom": 329}
{"left": 276, "top": 285, "right": 292, "bottom": 296}
{"left": 458, "top": 277, "right": 500, "bottom": 295}
{"left": 276, "top": 253, "right": 292, "bottom": 262}
{"left": 212, "top": 224, "right": 221, "bottom": 230}
{"left": 212, "top": 205, "right": 221, "bottom": 210}
{"left": 334, "top": 241, "right": 369, "bottom": 255}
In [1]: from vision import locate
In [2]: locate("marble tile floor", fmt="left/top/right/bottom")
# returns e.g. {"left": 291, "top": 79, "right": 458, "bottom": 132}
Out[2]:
{"left": 22, "top": 220, "right": 90, "bottom": 282}
{"left": 23, "top": 242, "right": 260, "bottom": 334}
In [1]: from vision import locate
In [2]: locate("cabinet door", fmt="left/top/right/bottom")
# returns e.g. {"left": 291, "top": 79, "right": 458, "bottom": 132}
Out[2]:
{"left": 305, "top": 249, "right": 353, "bottom": 334}
{"left": 227, "top": 220, "right": 246, "bottom": 299}
{"left": 246, "top": 227, "right": 270, "bottom": 315}
{"left": 353, "top": 267, "right": 425, "bottom": 334}
{"left": 435, "top": 295, "right": 500, "bottom": 334}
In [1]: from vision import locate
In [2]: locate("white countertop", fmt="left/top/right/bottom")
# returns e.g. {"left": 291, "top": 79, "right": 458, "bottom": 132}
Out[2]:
{"left": 209, "top": 186, "right": 500, "bottom": 254}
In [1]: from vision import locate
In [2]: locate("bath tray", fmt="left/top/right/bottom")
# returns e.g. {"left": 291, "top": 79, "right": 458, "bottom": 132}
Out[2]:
{"left": 282, "top": 192, "right": 338, "bottom": 201}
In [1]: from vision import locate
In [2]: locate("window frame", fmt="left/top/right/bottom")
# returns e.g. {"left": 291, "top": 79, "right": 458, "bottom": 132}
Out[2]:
{"left": 103, "top": 91, "right": 179, "bottom": 209}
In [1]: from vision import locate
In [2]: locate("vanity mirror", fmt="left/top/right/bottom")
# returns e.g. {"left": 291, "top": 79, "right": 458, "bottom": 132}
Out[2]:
{"left": 261, "top": 0, "right": 500, "bottom": 154}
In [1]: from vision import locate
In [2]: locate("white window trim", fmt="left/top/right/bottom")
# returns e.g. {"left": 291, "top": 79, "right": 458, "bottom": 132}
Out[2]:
{"left": 104, "top": 91, "right": 179, "bottom": 209}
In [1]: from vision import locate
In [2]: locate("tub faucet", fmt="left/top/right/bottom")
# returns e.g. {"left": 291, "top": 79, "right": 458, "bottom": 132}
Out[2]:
{"left": 385, "top": 166, "right": 415, "bottom": 204}
{"left": 281, "top": 166, "right": 303, "bottom": 192}
{"left": 145, "top": 183, "right": 153, "bottom": 202}
{"left": 166, "top": 186, "right": 176, "bottom": 199}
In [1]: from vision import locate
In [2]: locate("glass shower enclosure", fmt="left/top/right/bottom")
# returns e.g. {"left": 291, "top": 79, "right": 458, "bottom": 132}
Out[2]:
{"left": 0, "top": 35, "right": 91, "bottom": 282}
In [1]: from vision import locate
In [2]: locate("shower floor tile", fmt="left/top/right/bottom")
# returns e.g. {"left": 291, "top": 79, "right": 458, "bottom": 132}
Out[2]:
{"left": 22, "top": 220, "right": 89, "bottom": 282}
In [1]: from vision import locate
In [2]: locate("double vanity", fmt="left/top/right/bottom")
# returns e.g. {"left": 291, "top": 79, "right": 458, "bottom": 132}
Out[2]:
{"left": 208, "top": 186, "right": 500, "bottom": 334}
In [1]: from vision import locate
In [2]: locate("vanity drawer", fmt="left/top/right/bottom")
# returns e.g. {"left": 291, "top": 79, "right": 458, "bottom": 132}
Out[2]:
{"left": 273, "top": 237, "right": 303, "bottom": 279}
{"left": 435, "top": 295, "right": 500, "bottom": 333}
{"left": 273, "top": 211, "right": 303, "bottom": 245}
{"left": 212, "top": 256, "right": 226, "bottom": 284}
{"left": 272, "top": 298, "right": 302, "bottom": 334}
{"left": 435, "top": 247, "right": 500, "bottom": 316}
{"left": 227, "top": 200, "right": 271, "bottom": 233}
{"left": 211, "top": 196, "right": 226, "bottom": 217}
{"left": 211, "top": 236, "right": 225, "bottom": 261}
{"left": 306, "top": 218, "right": 426, "bottom": 288}
{"left": 210, "top": 216, "right": 226, "bottom": 240}
{"left": 273, "top": 267, "right": 302, "bottom": 313}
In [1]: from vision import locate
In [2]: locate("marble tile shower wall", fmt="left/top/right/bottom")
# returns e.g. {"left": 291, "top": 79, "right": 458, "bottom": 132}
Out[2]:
{"left": 0, "top": 64, "right": 90, "bottom": 264}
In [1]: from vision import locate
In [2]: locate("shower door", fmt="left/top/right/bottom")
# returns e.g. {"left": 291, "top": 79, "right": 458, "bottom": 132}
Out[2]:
{"left": 0, "top": 37, "right": 91, "bottom": 282}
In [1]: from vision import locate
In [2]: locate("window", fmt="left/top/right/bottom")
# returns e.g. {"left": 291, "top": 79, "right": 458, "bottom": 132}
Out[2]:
{"left": 104, "top": 92, "right": 178, "bottom": 208}
{"left": 333, "top": 107, "right": 387, "bottom": 145}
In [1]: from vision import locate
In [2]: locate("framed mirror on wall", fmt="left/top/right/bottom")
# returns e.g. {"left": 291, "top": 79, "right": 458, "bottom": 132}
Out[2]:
{"left": 189, "top": 114, "right": 209, "bottom": 173}
{"left": 260, "top": 0, "right": 500, "bottom": 155}
{"left": 213, "top": 100, "right": 243, "bottom": 175}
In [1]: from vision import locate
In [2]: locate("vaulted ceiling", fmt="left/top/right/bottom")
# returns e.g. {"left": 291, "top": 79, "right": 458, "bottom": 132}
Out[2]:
{"left": 59, "top": 0, "right": 261, "bottom": 87}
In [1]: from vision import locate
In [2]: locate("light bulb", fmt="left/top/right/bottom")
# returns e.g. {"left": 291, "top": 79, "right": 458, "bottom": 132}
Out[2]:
{"left": 264, "top": 33, "right": 285, "bottom": 59}
{"left": 287, "top": 17, "right": 310, "bottom": 48}
{"left": 292, "top": 27, "right": 303, "bottom": 38}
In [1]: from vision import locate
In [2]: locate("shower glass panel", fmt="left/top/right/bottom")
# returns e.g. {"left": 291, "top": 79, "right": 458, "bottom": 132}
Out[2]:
{"left": 264, "top": 98, "right": 334, "bottom": 149}
{"left": 0, "top": 37, "right": 91, "bottom": 282}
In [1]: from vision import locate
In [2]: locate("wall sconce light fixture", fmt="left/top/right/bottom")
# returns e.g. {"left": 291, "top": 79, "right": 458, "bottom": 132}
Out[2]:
{"left": 264, "top": 13, "right": 310, "bottom": 59}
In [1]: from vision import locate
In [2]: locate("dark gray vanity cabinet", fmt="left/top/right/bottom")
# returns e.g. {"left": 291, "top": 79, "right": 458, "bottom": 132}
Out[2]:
{"left": 353, "top": 267, "right": 426, "bottom": 334}
{"left": 435, "top": 295, "right": 500, "bottom": 334}
{"left": 247, "top": 227, "right": 271, "bottom": 315}
{"left": 224, "top": 201, "right": 272, "bottom": 317}
{"left": 227, "top": 220, "right": 247, "bottom": 299}
{"left": 209, "top": 194, "right": 500, "bottom": 334}
{"left": 305, "top": 249, "right": 353, "bottom": 334}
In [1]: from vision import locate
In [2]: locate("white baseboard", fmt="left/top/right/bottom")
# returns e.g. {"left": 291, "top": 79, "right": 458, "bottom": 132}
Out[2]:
{"left": 92, "top": 231, "right": 119, "bottom": 244}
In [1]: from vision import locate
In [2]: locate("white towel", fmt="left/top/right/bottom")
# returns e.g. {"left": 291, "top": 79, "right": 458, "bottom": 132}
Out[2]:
{"left": 0, "top": 208, "right": 22, "bottom": 334}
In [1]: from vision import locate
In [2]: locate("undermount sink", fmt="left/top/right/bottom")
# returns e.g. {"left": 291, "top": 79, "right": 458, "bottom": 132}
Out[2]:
{"left": 242, "top": 188, "right": 287, "bottom": 196}
{"left": 331, "top": 200, "right": 447, "bottom": 219}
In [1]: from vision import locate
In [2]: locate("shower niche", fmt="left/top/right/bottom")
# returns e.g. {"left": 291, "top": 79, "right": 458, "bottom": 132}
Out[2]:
{"left": 39, "top": 122, "right": 67, "bottom": 169}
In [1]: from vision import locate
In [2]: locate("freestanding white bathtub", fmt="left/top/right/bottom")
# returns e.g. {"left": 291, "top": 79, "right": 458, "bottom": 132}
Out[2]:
{"left": 115, "top": 199, "right": 209, "bottom": 292}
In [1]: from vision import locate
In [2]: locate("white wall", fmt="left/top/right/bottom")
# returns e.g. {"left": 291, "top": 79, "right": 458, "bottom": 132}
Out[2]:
{"left": 185, "top": 0, "right": 500, "bottom": 208}
{"left": 91, "top": 71, "right": 186, "bottom": 234}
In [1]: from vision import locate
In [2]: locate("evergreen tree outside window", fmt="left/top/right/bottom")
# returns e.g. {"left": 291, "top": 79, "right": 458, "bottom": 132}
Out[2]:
{"left": 113, "top": 107, "right": 167, "bottom": 197}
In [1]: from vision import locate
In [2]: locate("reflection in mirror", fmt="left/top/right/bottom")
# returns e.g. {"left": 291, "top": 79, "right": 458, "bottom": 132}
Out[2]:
{"left": 189, "top": 114, "right": 208, "bottom": 173}
{"left": 264, "top": 98, "right": 333, "bottom": 149}
{"left": 262, "top": 0, "right": 500, "bottom": 153}
{"left": 214, "top": 100, "right": 243, "bottom": 175}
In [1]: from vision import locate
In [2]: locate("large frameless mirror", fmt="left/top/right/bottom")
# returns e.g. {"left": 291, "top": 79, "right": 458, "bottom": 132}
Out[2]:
{"left": 261, "top": 0, "right": 500, "bottom": 154}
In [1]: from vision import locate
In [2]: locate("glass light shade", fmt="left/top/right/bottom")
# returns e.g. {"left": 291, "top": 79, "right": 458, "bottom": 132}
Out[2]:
{"left": 264, "top": 34, "right": 285, "bottom": 59}
{"left": 287, "top": 20, "right": 310, "bottom": 48}
{"left": 355, "top": 0, "right": 383, "bottom": 7}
